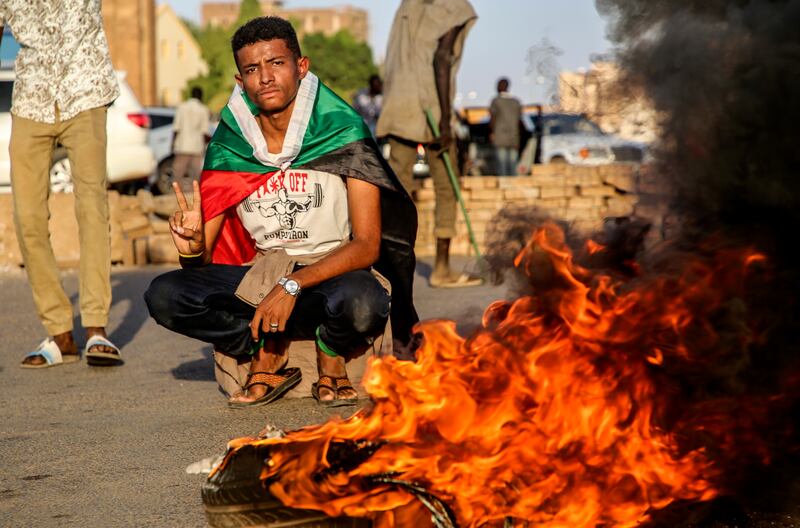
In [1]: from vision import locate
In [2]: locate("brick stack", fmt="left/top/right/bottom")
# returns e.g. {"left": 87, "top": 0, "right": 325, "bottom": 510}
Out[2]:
{"left": 413, "top": 163, "right": 643, "bottom": 256}
{"left": 0, "top": 191, "right": 151, "bottom": 268}
{"left": 0, "top": 163, "right": 670, "bottom": 267}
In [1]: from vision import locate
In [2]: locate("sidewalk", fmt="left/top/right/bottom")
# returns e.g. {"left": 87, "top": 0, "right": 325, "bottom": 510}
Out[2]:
{"left": 0, "top": 258, "right": 508, "bottom": 527}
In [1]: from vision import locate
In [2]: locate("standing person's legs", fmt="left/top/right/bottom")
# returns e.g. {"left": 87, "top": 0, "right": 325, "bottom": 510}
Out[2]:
{"left": 427, "top": 144, "right": 483, "bottom": 287}
{"left": 60, "top": 107, "right": 111, "bottom": 330}
{"left": 10, "top": 115, "right": 79, "bottom": 364}
{"left": 507, "top": 147, "right": 519, "bottom": 176}
{"left": 189, "top": 154, "right": 204, "bottom": 180}
{"left": 386, "top": 136, "right": 418, "bottom": 194}
{"left": 171, "top": 153, "right": 196, "bottom": 193}
{"left": 495, "top": 147, "right": 509, "bottom": 176}
{"left": 497, "top": 147, "right": 519, "bottom": 176}
{"left": 172, "top": 153, "right": 189, "bottom": 179}
{"left": 59, "top": 106, "right": 121, "bottom": 364}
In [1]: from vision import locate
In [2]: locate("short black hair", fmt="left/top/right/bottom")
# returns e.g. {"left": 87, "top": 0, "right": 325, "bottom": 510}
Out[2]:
{"left": 497, "top": 77, "right": 510, "bottom": 91}
{"left": 190, "top": 86, "right": 203, "bottom": 100}
{"left": 231, "top": 16, "right": 302, "bottom": 67}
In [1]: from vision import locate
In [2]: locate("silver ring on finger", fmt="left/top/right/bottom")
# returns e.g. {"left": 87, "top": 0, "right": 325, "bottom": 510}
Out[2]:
{"left": 269, "top": 323, "right": 279, "bottom": 331}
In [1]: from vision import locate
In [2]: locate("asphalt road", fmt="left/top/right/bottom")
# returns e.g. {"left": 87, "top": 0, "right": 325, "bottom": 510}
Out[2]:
{"left": 0, "top": 258, "right": 509, "bottom": 527}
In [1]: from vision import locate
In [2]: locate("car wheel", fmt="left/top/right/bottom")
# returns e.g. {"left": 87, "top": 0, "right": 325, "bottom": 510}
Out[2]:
{"left": 152, "top": 156, "right": 175, "bottom": 195}
{"left": 549, "top": 156, "right": 568, "bottom": 165}
{"left": 50, "top": 150, "right": 74, "bottom": 193}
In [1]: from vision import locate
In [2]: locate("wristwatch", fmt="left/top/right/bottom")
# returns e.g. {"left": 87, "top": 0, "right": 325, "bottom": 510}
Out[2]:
{"left": 278, "top": 277, "right": 301, "bottom": 296}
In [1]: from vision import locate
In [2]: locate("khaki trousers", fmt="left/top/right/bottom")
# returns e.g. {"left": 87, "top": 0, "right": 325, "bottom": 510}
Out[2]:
{"left": 10, "top": 107, "right": 111, "bottom": 335}
{"left": 171, "top": 153, "right": 204, "bottom": 181}
{"left": 387, "top": 136, "right": 457, "bottom": 239}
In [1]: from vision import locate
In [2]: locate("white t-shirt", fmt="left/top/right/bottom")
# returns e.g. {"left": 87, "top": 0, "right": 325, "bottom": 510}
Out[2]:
{"left": 174, "top": 98, "right": 211, "bottom": 155}
{"left": 236, "top": 168, "right": 350, "bottom": 255}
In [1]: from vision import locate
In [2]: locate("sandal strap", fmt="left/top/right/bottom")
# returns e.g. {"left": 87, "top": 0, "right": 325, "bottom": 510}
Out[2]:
{"left": 85, "top": 335, "right": 121, "bottom": 355}
{"left": 316, "top": 375, "right": 336, "bottom": 390}
{"left": 24, "top": 339, "right": 63, "bottom": 365}
{"left": 333, "top": 377, "right": 354, "bottom": 390}
{"left": 246, "top": 372, "right": 289, "bottom": 390}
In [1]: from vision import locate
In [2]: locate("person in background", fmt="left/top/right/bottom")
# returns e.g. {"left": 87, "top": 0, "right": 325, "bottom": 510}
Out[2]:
{"left": 352, "top": 74, "right": 383, "bottom": 138}
{"left": 377, "top": 0, "right": 482, "bottom": 288}
{"left": 172, "top": 86, "right": 211, "bottom": 189}
{"left": 1, "top": 1, "right": 123, "bottom": 368}
{"left": 489, "top": 77, "right": 522, "bottom": 176}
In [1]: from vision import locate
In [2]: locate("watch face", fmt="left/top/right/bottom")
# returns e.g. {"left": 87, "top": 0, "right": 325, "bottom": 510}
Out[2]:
{"left": 284, "top": 279, "right": 300, "bottom": 294}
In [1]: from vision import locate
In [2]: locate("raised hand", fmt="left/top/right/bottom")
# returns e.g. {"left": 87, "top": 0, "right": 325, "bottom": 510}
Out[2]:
{"left": 169, "top": 180, "right": 205, "bottom": 256}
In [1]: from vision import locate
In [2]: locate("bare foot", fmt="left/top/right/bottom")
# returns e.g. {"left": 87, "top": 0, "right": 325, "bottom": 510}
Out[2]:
{"left": 21, "top": 331, "right": 78, "bottom": 367}
{"left": 316, "top": 347, "right": 357, "bottom": 402}
{"left": 228, "top": 337, "right": 288, "bottom": 404}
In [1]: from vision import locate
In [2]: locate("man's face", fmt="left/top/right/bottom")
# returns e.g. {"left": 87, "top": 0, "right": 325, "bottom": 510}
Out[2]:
{"left": 235, "top": 39, "right": 309, "bottom": 114}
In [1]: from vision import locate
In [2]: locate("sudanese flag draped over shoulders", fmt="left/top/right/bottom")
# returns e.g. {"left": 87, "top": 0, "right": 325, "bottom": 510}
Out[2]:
{"left": 200, "top": 72, "right": 419, "bottom": 347}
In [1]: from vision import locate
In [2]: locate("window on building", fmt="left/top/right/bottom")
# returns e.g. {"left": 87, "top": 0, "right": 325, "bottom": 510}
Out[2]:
{"left": 177, "top": 41, "right": 185, "bottom": 60}
{"left": 160, "top": 39, "right": 169, "bottom": 60}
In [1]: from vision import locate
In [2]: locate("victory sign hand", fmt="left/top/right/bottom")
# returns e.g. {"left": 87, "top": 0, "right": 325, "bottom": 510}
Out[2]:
{"left": 169, "top": 180, "right": 205, "bottom": 256}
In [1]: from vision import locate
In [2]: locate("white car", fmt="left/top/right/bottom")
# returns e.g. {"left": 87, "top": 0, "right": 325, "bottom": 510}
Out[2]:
{"left": 0, "top": 68, "right": 156, "bottom": 193}
{"left": 522, "top": 113, "right": 647, "bottom": 166}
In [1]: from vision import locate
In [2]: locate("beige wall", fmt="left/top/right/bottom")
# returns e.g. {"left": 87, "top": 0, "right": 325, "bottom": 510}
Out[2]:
{"left": 559, "top": 62, "right": 658, "bottom": 143}
{"left": 201, "top": 1, "right": 369, "bottom": 42}
{"left": 103, "top": 0, "right": 157, "bottom": 106}
{"left": 156, "top": 4, "right": 209, "bottom": 107}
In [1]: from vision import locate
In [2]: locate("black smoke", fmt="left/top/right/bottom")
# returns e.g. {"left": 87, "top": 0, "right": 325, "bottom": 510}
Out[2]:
{"left": 593, "top": 0, "right": 800, "bottom": 524}
{"left": 596, "top": 0, "right": 800, "bottom": 245}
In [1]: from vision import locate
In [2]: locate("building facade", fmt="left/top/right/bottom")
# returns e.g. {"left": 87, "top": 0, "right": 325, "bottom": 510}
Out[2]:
{"left": 102, "top": 0, "right": 157, "bottom": 106}
{"left": 201, "top": 0, "right": 368, "bottom": 42}
{"left": 156, "top": 4, "right": 209, "bottom": 107}
{"left": 559, "top": 62, "right": 658, "bottom": 143}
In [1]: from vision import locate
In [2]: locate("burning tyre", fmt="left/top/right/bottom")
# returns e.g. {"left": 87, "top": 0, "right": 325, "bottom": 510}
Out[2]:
{"left": 202, "top": 443, "right": 372, "bottom": 528}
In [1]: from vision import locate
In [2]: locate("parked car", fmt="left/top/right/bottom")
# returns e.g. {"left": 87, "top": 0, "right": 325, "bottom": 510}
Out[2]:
{"left": 457, "top": 106, "right": 647, "bottom": 174}
{"left": 0, "top": 30, "right": 156, "bottom": 193}
{"left": 522, "top": 112, "right": 647, "bottom": 166}
{"left": 143, "top": 106, "right": 176, "bottom": 195}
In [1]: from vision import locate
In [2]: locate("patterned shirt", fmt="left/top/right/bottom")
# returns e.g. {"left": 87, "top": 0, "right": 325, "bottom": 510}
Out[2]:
{"left": 0, "top": 0, "right": 119, "bottom": 124}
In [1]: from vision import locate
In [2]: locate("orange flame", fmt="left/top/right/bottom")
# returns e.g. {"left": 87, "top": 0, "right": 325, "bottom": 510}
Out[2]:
{"left": 214, "top": 223, "right": 774, "bottom": 527}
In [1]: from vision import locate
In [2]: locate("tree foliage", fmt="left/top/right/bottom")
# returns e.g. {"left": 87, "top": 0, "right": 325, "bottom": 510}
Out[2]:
{"left": 301, "top": 30, "right": 377, "bottom": 100}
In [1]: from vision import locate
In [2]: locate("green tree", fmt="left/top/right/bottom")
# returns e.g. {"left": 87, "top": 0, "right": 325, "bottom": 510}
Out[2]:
{"left": 301, "top": 30, "right": 377, "bottom": 100}
{"left": 186, "top": 24, "right": 238, "bottom": 112}
{"left": 183, "top": 0, "right": 263, "bottom": 111}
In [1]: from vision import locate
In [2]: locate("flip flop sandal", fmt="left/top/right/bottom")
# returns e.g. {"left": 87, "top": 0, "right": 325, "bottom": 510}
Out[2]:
{"left": 311, "top": 375, "right": 359, "bottom": 408}
{"left": 20, "top": 339, "right": 80, "bottom": 369}
{"left": 85, "top": 335, "right": 124, "bottom": 366}
{"left": 228, "top": 367, "right": 301, "bottom": 409}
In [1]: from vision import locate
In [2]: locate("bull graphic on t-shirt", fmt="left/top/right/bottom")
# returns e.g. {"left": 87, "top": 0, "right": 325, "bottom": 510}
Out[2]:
{"left": 241, "top": 184, "right": 324, "bottom": 229}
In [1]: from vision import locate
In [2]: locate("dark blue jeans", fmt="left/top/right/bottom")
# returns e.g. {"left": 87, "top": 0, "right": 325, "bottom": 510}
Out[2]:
{"left": 144, "top": 264, "right": 391, "bottom": 358}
